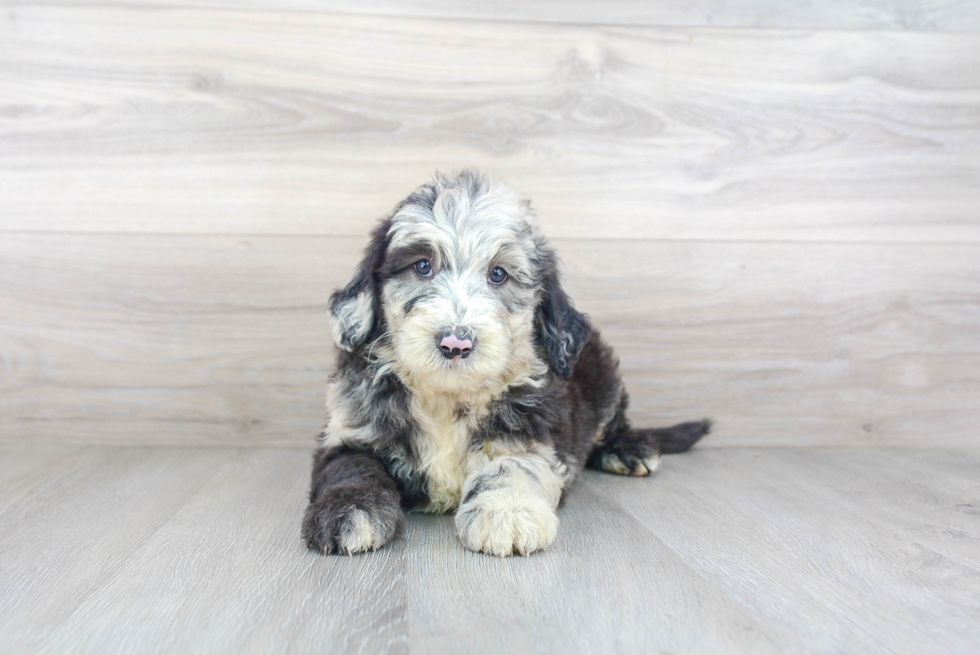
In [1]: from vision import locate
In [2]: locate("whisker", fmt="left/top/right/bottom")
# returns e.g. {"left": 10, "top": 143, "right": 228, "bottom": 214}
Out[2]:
{"left": 366, "top": 330, "right": 393, "bottom": 364}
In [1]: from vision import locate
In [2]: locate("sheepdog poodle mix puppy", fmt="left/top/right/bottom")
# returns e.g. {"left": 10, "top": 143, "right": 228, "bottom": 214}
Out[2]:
{"left": 303, "top": 170, "right": 710, "bottom": 557}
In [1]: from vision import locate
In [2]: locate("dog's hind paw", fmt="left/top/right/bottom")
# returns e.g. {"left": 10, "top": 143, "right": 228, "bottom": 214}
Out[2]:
{"left": 599, "top": 451, "right": 660, "bottom": 477}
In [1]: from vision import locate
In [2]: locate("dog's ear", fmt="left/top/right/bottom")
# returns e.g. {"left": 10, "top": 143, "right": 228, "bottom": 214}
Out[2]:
{"left": 330, "top": 219, "right": 390, "bottom": 352}
{"left": 535, "top": 260, "right": 591, "bottom": 377}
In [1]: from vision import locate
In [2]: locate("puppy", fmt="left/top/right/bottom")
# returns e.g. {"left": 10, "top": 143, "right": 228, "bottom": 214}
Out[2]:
{"left": 303, "top": 170, "right": 710, "bottom": 557}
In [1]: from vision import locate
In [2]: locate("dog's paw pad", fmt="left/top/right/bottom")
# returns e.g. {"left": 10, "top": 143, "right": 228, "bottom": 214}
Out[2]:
{"left": 455, "top": 500, "right": 558, "bottom": 557}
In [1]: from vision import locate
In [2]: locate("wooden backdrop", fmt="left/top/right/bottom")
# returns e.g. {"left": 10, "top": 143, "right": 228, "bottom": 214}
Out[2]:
{"left": 1, "top": 2, "right": 978, "bottom": 447}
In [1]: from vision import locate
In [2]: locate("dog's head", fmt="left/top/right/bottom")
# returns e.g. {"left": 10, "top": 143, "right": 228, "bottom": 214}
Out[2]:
{"left": 330, "top": 170, "right": 590, "bottom": 392}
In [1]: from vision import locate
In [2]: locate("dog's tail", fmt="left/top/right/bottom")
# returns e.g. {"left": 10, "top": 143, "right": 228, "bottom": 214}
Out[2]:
{"left": 629, "top": 420, "right": 712, "bottom": 454}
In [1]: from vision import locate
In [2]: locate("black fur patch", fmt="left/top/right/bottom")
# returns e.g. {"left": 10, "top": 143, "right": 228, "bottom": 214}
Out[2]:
{"left": 303, "top": 446, "right": 406, "bottom": 554}
{"left": 329, "top": 218, "right": 393, "bottom": 350}
{"left": 533, "top": 249, "right": 592, "bottom": 377}
{"left": 403, "top": 293, "right": 428, "bottom": 315}
{"left": 473, "top": 379, "right": 564, "bottom": 445}
{"left": 460, "top": 466, "right": 506, "bottom": 505}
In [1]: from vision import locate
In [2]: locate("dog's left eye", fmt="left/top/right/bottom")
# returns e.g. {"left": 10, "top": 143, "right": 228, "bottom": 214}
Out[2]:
{"left": 488, "top": 267, "right": 508, "bottom": 285}
{"left": 414, "top": 260, "right": 433, "bottom": 277}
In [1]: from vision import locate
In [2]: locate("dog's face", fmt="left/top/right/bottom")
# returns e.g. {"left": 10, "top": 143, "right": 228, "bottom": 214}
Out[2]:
{"left": 330, "top": 171, "right": 590, "bottom": 393}
{"left": 380, "top": 184, "right": 544, "bottom": 393}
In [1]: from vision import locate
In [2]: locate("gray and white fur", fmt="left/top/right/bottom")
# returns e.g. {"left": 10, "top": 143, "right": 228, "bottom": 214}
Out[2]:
{"left": 303, "top": 170, "right": 710, "bottom": 557}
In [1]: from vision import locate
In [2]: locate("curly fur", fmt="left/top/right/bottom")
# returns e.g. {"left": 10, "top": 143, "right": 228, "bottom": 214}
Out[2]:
{"left": 303, "top": 170, "right": 710, "bottom": 557}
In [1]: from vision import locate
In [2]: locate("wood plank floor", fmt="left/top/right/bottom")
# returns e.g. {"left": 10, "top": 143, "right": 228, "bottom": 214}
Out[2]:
{"left": 1, "top": 444, "right": 978, "bottom": 654}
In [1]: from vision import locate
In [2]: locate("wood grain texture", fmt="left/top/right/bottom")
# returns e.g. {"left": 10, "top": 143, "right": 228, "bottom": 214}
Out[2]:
{"left": 405, "top": 488, "right": 787, "bottom": 655}
{"left": 293, "top": 0, "right": 980, "bottom": 32}
{"left": 591, "top": 447, "right": 980, "bottom": 655}
{"left": 1, "top": 2, "right": 977, "bottom": 652}
{"left": 1, "top": 445, "right": 977, "bottom": 653}
{"left": 2, "top": 0, "right": 978, "bottom": 32}
{"left": 0, "top": 234, "right": 334, "bottom": 446}
{"left": 0, "top": 445, "right": 407, "bottom": 655}
{"left": 1, "top": 8, "right": 979, "bottom": 241}
{"left": 2, "top": 233, "right": 978, "bottom": 448}
{"left": 0, "top": 446, "right": 234, "bottom": 647}
{"left": 638, "top": 450, "right": 980, "bottom": 651}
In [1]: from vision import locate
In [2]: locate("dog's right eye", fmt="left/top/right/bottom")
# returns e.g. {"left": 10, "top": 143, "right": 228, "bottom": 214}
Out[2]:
{"left": 414, "top": 260, "right": 433, "bottom": 277}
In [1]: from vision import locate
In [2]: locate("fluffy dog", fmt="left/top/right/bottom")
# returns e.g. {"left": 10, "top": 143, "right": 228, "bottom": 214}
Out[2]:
{"left": 303, "top": 170, "right": 710, "bottom": 557}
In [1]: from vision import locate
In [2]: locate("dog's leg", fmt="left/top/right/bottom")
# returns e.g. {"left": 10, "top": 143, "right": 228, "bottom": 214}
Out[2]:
{"left": 588, "top": 418, "right": 712, "bottom": 477}
{"left": 455, "top": 452, "right": 564, "bottom": 557}
{"left": 302, "top": 446, "right": 405, "bottom": 555}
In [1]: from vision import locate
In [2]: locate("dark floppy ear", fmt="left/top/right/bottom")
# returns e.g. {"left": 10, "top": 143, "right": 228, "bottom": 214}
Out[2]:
{"left": 535, "top": 261, "right": 591, "bottom": 377}
{"left": 329, "top": 219, "right": 390, "bottom": 352}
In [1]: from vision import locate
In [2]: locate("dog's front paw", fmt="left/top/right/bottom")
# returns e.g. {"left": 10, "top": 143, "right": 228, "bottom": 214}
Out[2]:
{"left": 455, "top": 496, "right": 558, "bottom": 557}
{"left": 455, "top": 454, "right": 564, "bottom": 557}
{"left": 302, "top": 492, "right": 403, "bottom": 555}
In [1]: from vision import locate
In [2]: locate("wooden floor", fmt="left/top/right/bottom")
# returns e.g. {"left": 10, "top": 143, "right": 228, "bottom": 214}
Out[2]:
{"left": 1, "top": 444, "right": 978, "bottom": 654}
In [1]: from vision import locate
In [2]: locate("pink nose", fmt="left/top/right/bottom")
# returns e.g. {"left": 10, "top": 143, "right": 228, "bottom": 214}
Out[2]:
{"left": 437, "top": 330, "right": 474, "bottom": 359}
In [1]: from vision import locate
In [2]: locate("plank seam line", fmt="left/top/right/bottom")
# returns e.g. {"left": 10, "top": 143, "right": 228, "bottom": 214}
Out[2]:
{"left": 2, "top": 229, "right": 980, "bottom": 248}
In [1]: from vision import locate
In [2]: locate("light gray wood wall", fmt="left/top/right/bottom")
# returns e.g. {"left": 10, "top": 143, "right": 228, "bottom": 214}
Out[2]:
{"left": 1, "top": 3, "right": 978, "bottom": 447}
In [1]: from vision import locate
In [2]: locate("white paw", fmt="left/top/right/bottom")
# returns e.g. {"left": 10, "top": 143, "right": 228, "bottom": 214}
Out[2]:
{"left": 338, "top": 508, "right": 386, "bottom": 554}
{"left": 455, "top": 497, "right": 558, "bottom": 557}
{"left": 455, "top": 453, "right": 564, "bottom": 557}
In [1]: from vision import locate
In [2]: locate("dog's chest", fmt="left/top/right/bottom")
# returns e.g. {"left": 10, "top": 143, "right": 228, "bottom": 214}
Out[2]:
{"left": 410, "top": 397, "right": 483, "bottom": 513}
